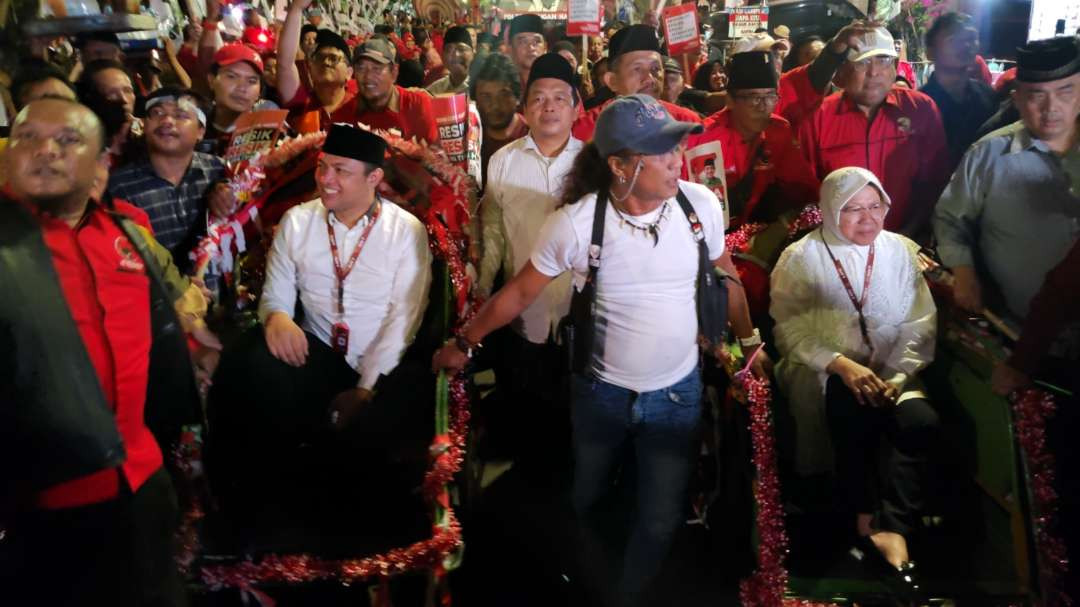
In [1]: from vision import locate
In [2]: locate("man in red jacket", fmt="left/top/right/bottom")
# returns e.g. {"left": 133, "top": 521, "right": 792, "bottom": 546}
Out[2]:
{"left": 799, "top": 25, "right": 949, "bottom": 238}
{"left": 1, "top": 98, "right": 196, "bottom": 606}
{"left": 572, "top": 24, "right": 702, "bottom": 142}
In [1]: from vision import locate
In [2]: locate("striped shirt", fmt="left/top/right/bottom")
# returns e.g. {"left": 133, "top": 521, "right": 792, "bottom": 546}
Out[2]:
{"left": 107, "top": 153, "right": 225, "bottom": 264}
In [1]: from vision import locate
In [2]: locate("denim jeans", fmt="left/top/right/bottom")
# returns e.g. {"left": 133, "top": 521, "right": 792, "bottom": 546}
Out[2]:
{"left": 570, "top": 367, "right": 703, "bottom": 607}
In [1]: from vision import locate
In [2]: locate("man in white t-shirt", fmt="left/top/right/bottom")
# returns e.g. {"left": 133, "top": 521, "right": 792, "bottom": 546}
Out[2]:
{"left": 476, "top": 52, "right": 581, "bottom": 473}
{"left": 434, "top": 95, "right": 757, "bottom": 606}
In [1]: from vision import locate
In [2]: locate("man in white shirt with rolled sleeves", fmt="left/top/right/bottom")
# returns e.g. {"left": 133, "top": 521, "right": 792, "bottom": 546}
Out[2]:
{"left": 476, "top": 52, "right": 580, "bottom": 474}
{"left": 207, "top": 124, "right": 431, "bottom": 519}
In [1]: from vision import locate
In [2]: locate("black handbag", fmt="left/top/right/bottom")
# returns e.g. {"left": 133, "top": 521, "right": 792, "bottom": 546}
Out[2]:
{"left": 674, "top": 189, "right": 729, "bottom": 349}
{"left": 557, "top": 191, "right": 607, "bottom": 375}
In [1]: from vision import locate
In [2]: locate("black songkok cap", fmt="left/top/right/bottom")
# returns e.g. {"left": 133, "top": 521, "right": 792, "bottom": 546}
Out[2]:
{"left": 1016, "top": 36, "right": 1080, "bottom": 83}
{"left": 444, "top": 25, "right": 472, "bottom": 48}
{"left": 609, "top": 24, "right": 663, "bottom": 63}
{"left": 526, "top": 52, "right": 575, "bottom": 95}
{"left": 314, "top": 29, "right": 350, "bottom": 60}
{"left": 322, "top": 124, "right": 387, "bottom": 167}
{"left": 509, "top": 14, "right": 544, "bottom": 39}
{"left": 726, "top": 51, "right": 778, "bottom": 91}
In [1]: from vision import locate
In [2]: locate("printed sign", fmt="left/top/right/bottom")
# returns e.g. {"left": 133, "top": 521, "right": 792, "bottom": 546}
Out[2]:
{"left": 684, "top": 140, "right": 729, "bottom": 227}
{"left": 728, "top": 7, "right": 768, "bottom": 39}
{"left": 223, "top": 109, "right": 289, "bottom": 169}
{"left": 431, "top": 93, "right": 481, "bottom": 184}
{"left": 567, "top": 0, "right": 601, "bottom": 36}
{"left": 662, "top": 2, "right": 700, "bottom": 57}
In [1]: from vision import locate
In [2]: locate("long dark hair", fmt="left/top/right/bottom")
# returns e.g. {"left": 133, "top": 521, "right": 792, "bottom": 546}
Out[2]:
{"left": 559, "top": 142, "right": 615, "bottom": 208}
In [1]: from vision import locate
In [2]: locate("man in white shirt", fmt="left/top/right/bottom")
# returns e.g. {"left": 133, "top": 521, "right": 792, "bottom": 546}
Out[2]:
{"left": 207, "top": 124, "right": 432, "bottom": 523}
{"left": 476, "top": 52, "right": 581, "bottom": 474}
{"left": 434, "top": 96, "right": 726, "bottom": 607}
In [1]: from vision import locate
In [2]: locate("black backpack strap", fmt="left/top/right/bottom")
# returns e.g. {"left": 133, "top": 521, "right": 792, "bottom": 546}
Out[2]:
{"left": 585, "top": 190, "right": 608, "bottom": 287}
{"left": 560, "top": 191, "right": 608, "bottom": 375}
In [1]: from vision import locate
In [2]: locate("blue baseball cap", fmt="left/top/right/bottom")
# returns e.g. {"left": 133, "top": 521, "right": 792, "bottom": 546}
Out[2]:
{"left": 593, "top": 94, "right": 703, "bottom": 158}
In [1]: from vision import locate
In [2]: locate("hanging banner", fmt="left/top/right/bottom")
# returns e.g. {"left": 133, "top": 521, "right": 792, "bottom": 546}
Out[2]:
{"left": 223, "top": 109, "right": 290, "bottom": 169}
{"left": 728, "top": 6, "right": 768, "bottom": 39}
{"left": 567, "top": 0, "right": 601, "bottom": 36}
{"left": 662, "top": 2, "right": 700, "bottom": 57}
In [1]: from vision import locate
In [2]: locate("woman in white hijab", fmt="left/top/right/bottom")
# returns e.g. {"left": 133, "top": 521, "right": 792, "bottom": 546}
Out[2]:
{"left": 770, "top": 167, "right": 939, "bottom": 583}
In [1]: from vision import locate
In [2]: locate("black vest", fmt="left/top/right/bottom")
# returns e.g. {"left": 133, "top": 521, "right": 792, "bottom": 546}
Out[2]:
{"left": 0, "top": 197, "right": 200, "bottom": 497}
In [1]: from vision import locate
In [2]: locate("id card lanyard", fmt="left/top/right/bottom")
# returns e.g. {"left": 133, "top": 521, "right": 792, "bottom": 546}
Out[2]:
{"left": 820, "top": 228, "right": 875, "bottom": 353}
{"left": 326, "top": 201, "right": 381, "bottom": 353}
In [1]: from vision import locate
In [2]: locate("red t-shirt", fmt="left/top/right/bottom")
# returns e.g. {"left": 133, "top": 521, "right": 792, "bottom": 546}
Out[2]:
{"left": 355, "top": 85, "right": 439, "bottom": 144}
{"left": 688, "top": 108, "right": 819, "bottom": 226}
{"left": 572, "top": 98, "right": 703, "bottom": 143}
{"left": 284, "top": 83, "right": 361, "bottom": 133}
{"left": 798, "top": 88, "right": 950, "bottom": 234}
{"left": 26, "top": 198, "right": 163, "bottom": 509}
{"left": 777, "top": 64, "right": 826, "bottom": 134}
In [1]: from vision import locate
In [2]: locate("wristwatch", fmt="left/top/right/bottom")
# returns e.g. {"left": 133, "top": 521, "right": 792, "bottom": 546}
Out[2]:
{"left": 738, "top": 328, "right": 762, "bottom": 349}
{"left": 453, "top": 334, "right": 482, "bottom": 359}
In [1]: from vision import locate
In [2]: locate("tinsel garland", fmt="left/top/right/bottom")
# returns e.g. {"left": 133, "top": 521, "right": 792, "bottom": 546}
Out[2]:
{"left": 1011, "top": 388, "right": 1072, "bottom": 607}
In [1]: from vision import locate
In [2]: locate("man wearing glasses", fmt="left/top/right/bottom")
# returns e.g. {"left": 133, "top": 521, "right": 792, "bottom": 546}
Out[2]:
{"left": 798, "top": 26, "right": 949, "bottom": 239}
{"left": 276, "top": 0, "right": 360, "bottom": 129}
{"left": 685, "top": 51, "right": 818, "bottom": 319}
{"left": 352, "top": 37, "right": 439, "bottom": 145}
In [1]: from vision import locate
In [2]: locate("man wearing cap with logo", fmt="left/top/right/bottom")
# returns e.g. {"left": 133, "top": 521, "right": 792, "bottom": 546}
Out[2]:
{"left": 799, "top": 25, "right": 949, "bottom": 238}
{"left": 276, "top": 0, "right": 359, "bottom": 129}
{"left": 203, "top": 43, "right": 280, "bottom": 153}
{"left": 352, "top": 36, "right": 440, "bottom": 144}
{"left": 434, "top": 94, "right": 764, "bottom": 606}
{"left": 508, "top": 14, "right": 547, "bottom": 89}
{"left": 476, "top": 53, "right": 581, "bottom": 474}
{"left": 107, "top": 87, "right": 227, "bottom": 269}
{"left": 427, "top": 25, "right": 474, "bottom": 96}
{"left": 935, "top": 36, "right": 1080, "bottom": 324}
{"left": 207, "top": 124, "right": 432, "bottom": 523}
{"left": 572, "top": 24, "right": 702, "bottom": 142}
{"left": 686, "top": 51, "right": 819, "bottom": 319}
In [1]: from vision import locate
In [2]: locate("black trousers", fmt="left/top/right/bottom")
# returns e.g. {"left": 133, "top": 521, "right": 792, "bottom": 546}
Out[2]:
{"left": 2, "top": 468, "right": 186, "bottom": 607}
{"left": 206, "top": 329, "right": 434, "bottom": 512}
{"left": 824, "top": 375, "right": 940, "bottom": 536}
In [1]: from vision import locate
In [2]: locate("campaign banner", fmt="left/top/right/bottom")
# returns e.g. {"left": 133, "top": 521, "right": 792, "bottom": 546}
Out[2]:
{"left": 431, "top": 93, "right": 479, "bottom": 178}
{"left": 728, "top": 7, "right": 768, "bottom": 39}
{"left": 224, "top": 109, "right": 290, "bottom": 169}
{"left": 567, "top": 0, "right": 601, "bottom": 37}
{"left": 662, "top": 2, "right": 700, "bottom": 57}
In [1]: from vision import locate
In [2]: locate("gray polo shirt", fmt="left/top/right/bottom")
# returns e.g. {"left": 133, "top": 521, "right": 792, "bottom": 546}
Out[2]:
{"left": 934, "top": 121, "right": 1080, "bottom": 319}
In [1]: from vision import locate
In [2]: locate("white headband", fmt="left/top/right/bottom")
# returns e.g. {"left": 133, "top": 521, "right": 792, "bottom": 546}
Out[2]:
{"left": 145, "top": 95, "right": 207, "bottom": 127}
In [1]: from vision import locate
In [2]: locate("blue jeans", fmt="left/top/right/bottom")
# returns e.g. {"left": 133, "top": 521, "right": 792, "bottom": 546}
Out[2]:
{"left": 570, "top": 368, "right": 703, "bottom": 607}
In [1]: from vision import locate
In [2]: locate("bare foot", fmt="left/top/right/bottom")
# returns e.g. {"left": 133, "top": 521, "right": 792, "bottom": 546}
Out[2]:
{"left": 868, "top": 530, "right": 909, "bottom": 569}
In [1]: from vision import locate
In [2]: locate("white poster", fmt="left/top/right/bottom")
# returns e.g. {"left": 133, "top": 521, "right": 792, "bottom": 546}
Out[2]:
{"left": 1028, "top": 0, "right": 1080, "bottom": 42}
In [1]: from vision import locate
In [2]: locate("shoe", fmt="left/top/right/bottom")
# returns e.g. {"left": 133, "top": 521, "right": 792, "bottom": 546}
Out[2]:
{"left": 849, "top": 535, "right": 924, "bottom": 606}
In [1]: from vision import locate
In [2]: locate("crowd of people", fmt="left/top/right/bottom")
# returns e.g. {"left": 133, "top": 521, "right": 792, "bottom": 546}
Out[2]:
{"left": 0, "top": 2, "right": 1078, "bottom": 606}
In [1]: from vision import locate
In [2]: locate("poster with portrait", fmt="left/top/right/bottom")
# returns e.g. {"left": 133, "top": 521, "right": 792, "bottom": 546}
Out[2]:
{"left": 683, "top": 140, "right": 729, "bottom": 227}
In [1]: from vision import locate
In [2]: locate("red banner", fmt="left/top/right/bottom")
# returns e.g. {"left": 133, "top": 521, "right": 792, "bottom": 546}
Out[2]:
{"left": 662, "top": 2, "right": 700, "bottom": 57}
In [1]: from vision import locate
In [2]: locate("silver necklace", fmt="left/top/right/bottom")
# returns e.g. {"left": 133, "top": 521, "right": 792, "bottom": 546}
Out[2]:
{"left": 611, "top": 200, "right": 670, "bottom": 246}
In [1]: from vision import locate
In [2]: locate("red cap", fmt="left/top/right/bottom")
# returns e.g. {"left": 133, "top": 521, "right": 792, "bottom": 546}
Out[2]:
{"left": 214, "top": 43, "right": 265, "bottom": 74}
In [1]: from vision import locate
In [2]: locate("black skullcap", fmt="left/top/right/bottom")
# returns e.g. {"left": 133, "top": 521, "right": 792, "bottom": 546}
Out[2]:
{"left": 726, "top": 51, "right": 778, "bottom": 91}
{"left": 301, "top": 23, "right": 318, "bottom": 37}
{"left": 1016, "top": 36, "right": 1080, "bottom": 83}
{"left": 526, "top": 52, "right": 575, "bottom": 95}
{"left": 609, "top": 24, "right": 663, "bottom": 63}
{"left": 553, "top": 40, "right": 576, "bottom": 54}
{"left": 509, "top": 14, "right": 544, "bottom": 39}
{"left": 444, "top": 25, "right": 472, "bottom": 48}
{"left": 314, "top": 29, "right": 350, "bottom": 60}
{"left": 323, "top": 123, "right": 387, "bottom": 167}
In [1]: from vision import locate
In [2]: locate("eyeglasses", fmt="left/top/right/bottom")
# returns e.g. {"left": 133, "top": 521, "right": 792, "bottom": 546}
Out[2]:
{"left": 840, "top": 202, "right": 887, "bottom": 217}
{"left": 312, "top": 52, "right": 346, "bottom": 67}
{"left": 733, "top": 93, "right": 779, "bottom": 108}
{"left": 849, "top": 55, "right": 897, "bottom": 73}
